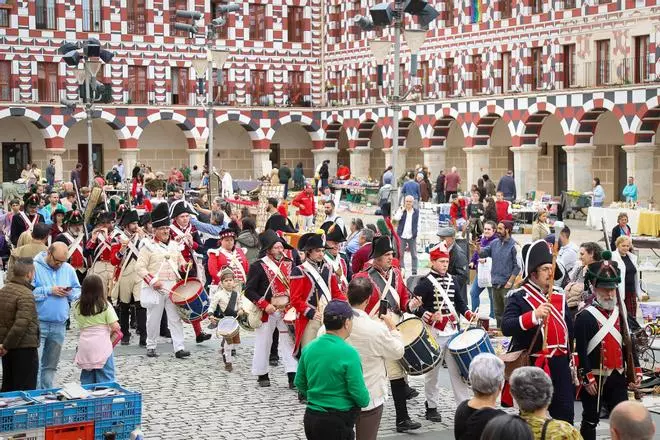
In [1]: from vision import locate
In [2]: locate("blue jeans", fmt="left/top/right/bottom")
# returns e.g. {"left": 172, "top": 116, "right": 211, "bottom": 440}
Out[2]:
{"left": 400, "top": 237, "right": 418, "bottom": 275}
{"left": 592, "top": 201, "right": 603, "bottom": 207}
{"left": 469, "top": 281, "right": 494, "bottom": 318}
{"left": 80, "top": 354, "right": 115, "bottom": 385}
{"left": 38, "top": 321, "right": 66, "bottom": 389}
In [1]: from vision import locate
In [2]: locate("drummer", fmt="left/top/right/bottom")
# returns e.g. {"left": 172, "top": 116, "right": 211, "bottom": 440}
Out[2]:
{"left": 135, "top": 202, "right": 190, "bottom": 359}
{"left": 169, "top": 200, "right": 211, "bottom": 343}
{"left": 321, "top": 221, "right": 350, "bottom": 294}
{"left": 208, "top": 268, "right": 244, "bottom": 372}
{"left": 245, "top": 230, "right": 297, "bottom": 388}
{"left": 207, "top": 222, "right": 249, "bottom": 287}
{"left": 409, "top": 241, "right": 474, "bottom": 419}
{"left": 85, "top": 211, "right": 116, "bottom": 300}
{"left": 290, "top": 232, "right": 345, "bottom": 356}
{"left": 353, "top": 236, "right": 421, "bottom": 433}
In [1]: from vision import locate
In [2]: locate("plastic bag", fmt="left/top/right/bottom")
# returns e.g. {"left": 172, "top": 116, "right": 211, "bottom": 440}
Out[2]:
{"left": 477, "top": 257, "right": 492, "bottom": 288}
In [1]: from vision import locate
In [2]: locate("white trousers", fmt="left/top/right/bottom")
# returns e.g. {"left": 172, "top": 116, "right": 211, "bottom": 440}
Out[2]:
{"left": 222, "top": 340, "right": 236, "bottom": 363}
{"left": 145, "top": 282, "right": 185, "bottom": 352}
{"left": 251, "top": 311, "right": 298, "bottom": 376}
{"left": 425, "top": 328, "right": 470, "bottom": 408}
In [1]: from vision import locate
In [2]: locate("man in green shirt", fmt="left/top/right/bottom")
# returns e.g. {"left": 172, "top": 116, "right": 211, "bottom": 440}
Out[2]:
{"left": 295, "top": 300, "right": 370, "bottom": 440}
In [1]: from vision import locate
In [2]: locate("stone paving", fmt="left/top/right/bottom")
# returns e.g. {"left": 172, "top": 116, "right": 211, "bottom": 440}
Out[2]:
{"left": 6, "top": 218, "right": 660, "bottom": 439}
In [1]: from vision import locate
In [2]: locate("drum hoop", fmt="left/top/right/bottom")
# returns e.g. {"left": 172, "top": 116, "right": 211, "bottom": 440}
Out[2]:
{"left": 396, "top": 317, "right": 427, "bottom": 346}
{"left": 170, "top": 279, "right": 205, "bottom": 305}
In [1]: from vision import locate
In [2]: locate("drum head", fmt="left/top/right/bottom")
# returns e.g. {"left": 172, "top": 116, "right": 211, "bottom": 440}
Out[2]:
{"left": 172, "top": 279, "right": 202, "bottom": 303}
{"left": 447, "top": 328, "right": 487, "bottom": 350}
{"left": 216, "top": 317, "right": 239, "bottom": 337}
{"left": 397, "top": 318, "right": 424, "bottom": 346}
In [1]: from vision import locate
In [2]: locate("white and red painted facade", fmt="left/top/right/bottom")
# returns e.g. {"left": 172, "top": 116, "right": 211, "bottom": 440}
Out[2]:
{"left": 0, "top": 0, "right": 659, "bottom": 202}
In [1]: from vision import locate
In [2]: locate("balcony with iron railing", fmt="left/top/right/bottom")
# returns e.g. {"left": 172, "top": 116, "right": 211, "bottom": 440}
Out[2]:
{"left": 571, "top": 57, "right": 654, "bottom": 89}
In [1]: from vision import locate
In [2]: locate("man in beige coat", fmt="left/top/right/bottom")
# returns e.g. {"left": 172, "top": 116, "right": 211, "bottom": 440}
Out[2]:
{"left": 6, "top": 223, "right": 49, "bottom": 281}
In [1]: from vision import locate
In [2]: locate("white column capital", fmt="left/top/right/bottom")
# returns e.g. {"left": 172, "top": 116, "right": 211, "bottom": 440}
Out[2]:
{"left": 563, "top": 144, "right": 598, "bottom": 153}
{"left": 622, "top": 144, "right": 657, "bottom": 153}
{"left": 194, "top": 137, "right": 208, "bottom": 151}
{"left": 463, "top": 146, "right": 492, "bottom": 155}
{"left": 422, "top": 145, "right": 448, "bottom": 153}
{"left": 510, "top": 144, "right": 542, "bottom": 153}
{"left": 311, "top": 147, "right": 339, "bottom": 155}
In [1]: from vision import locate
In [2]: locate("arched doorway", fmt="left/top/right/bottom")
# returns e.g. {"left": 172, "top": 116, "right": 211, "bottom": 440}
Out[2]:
{"left": 531, "top": 114, "right": 566, "bottom": 196}
{"left": 400, "top": 118, "right": 423, "bottom": 171}
{"left": 0, "top": 116, "right": 46, "bottom": 182}
{"left": 271, "top": 122, "right": 314, "bottom": 179}
{"left": 213, "top": 121, "right": 253, "bottom": 179}
{"left": 356, "top": 119, "right": 386, "bottom": 180}
{"left": 590, "top": 110, "right": 625, "bottom": 203}
{"left": 326, "top": 122, "right": 350, "bottom": 170}
{"left": 446, "top": 120, "right": 467, "bottom": 186}
{"left": 137, "top": 120, "right": 190, "bottom": 175}
{"left": 489, "top": 118, "right": 513, "bottom": 184}
{"left": 64, "top": 119, "right": 121, "bottom": 185}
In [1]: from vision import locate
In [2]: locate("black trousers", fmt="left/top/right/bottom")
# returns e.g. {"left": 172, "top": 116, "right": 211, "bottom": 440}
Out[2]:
{"left": 543, "top": 355, "right": 576, "bottom": 425}
{"left": 580, "top": 370, "right": 628, "bottom": 440}
{"left": 1, "top": 347, "right": 38, "bottom": 392}
{"left": 304, "top": 408, "right": 357, "bottom": 440}
{"left": 270, "top": 327, "right": 279, "bottom": 360}
{"left": 119, "top": 301, "right": 146, "bottom": 340}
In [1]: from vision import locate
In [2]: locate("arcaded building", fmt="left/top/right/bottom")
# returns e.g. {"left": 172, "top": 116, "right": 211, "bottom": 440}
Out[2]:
{"left": 0, "top": 0, "right": 658, "bottom": 203}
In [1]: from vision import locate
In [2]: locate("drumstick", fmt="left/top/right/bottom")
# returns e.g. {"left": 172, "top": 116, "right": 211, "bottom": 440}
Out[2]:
{"left": 184, "top": 261, "right": 192, "bottom": 284}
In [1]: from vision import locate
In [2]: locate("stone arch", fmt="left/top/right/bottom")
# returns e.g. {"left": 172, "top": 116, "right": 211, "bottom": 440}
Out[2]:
{"left": 469, "top": 112, "right": 514, "bottom": 148}
{"left": 0, "top": 107, "right": 57, "bottom": 141}
{"left": 137, "top": 119, "right": 193, "bottom": 173}
{"left": 489, "top": 118, "right": 514, "bottom": 183}
{"left": 133, "top": 110, "right": 196, "bottom": 147}
{"left": 398, "top": 118, "right": 423, "bottom": 171}
{"left": 0, "top": 111, "right": 50, "bottom": 181}
{"left": 63, "top": 117, "right": 122, "bottom": 181}
{"left": 61, "top": 109, "right": 131, "bottom": 141}
{"left": 215, "top": 112, "right": 262, "bottom": 141}
{"left": 591, "top": 110, "right": 626, "bottom": 203}
{"left": 633, "top": 103, "right": 660, "bottom": 146}
{"left": 446, "top": 119, "right": 467, "bottom": 180}
{"left": 534, "top": 114, "right": 567, "bottom": 196}
{"left": 325, "top": 121, "right": 350, "bottom": 168}
{"left": 571, "top": 98, "right": 625, "bottom": 145}
{"left": 271, "top": 122, "right": 314, "bottom": 176}
{"left": 213, "top": 120, "right": 255, "bottom": 179}
{"left": 269, "top": 113, "right": 323, "bottom": 142}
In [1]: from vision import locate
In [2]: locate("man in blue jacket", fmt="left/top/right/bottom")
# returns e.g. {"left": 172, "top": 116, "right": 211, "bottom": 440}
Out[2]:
{"left": 395, "top": 195, "right": 419, "bottom": 276}
{"left": 33, "top": 242, "right": 81, "bottom": 389}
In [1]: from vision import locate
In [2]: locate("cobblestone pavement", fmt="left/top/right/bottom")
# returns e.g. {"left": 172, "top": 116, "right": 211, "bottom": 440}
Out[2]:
{"left": 7, "top": 218, "right": 660, "bottom": 439}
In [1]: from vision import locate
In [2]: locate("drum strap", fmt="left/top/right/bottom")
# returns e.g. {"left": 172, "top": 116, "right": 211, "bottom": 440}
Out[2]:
{"left": 368, "top": 269, "right": 399, "bottom": 316}
{"left": 324, "top": 254, "right": 347, "bottom": 287}
{"left": 427, "top": 274, "right": 458, "bottom": 323}
{"left": 221, "top": 248, "right": 247, "bottom": 282}
{"left": 226, "top": 290, "right": 239, "bottom": 316}
{"left": 19, "top": 211, "right": 38, "bottom": 231}
{"left": 261, "top": 256, "right": 290, "bottom": 289}
{"left": 585, "top": 306, "right": 621, "bottom": 354}
{"left": 64, "top": 232, "right": 85, "bottom": 261}
{"left": 302, "top": 260, "right": 331, "bottom": 309}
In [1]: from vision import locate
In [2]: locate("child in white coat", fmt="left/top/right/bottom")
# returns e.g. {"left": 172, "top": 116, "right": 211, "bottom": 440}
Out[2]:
{"left": 208, "top": 268, "right": 244, "bottom": 371}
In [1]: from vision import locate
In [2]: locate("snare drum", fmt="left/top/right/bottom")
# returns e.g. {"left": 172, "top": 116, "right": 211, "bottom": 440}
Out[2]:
{"left": 216, "top": 317, "right": 240, "bottom": 339}
{"left": 169, "top": 278, "right": 209, "bottom": 323}
{"left": 447, "top": 328, "right": 495, "bottom": 380}
{"left": 396, "top": 317, "right": 442, "bottom": 376}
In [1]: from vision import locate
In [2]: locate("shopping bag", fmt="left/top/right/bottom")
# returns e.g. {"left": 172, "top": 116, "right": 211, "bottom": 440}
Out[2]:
{"left": 477, "top": 257, "right": 492, "bottom": 288}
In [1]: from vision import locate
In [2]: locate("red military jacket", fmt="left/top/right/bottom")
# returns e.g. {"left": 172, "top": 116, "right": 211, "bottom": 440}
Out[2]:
{"left": 353, "top": 265, "right": 408, "bottom": 316}
{"left": 290, "top": 260, "right": 345, "bottom": 352}
{"left": 169, "top": 221, "right": 200, "bottom": 264}
{"left": 207, "top": 246, "right": 249, "bottom": 285}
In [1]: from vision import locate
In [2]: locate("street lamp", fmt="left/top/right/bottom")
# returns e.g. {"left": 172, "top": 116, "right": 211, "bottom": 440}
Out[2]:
{"left": 356, "top": 0, "right": 437, "bottom": 204}
{"left": 59, "top": 39, "right": 114, "bottom": 186}
{"left": 176, "top": 7, "right": 237, "bottom": 194}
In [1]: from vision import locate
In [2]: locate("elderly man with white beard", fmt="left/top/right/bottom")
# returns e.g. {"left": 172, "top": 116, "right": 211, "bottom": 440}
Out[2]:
{"left": 575, "top": 252, "right": 642, "bottom": 440}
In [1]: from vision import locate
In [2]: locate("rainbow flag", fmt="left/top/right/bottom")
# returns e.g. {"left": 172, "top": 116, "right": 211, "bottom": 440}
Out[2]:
{"left": 471, "top": 0, "right": 481, "bottom": 23}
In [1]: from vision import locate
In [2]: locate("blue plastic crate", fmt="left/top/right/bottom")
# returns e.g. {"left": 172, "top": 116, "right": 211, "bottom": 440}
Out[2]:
{"left": 0, "top": 391, "right": 45, "bottom": 432}
{"left": 26, "top": 388, "right": 96, "bottom": 426}
{"left": 82, "top": 382, "right": 141, "bottom": 440}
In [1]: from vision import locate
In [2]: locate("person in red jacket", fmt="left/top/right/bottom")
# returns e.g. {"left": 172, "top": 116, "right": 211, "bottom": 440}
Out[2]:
{"left": 291, "top": 184, "right": 315, "bottom": 230}
{"left": 168, "top": 200, "right": 210, "bottom": 343}
{"left": 449, "top": 196, "right": 467, "bottom": 231}
{"left": 207, "top": 225, "right": 249, "bottom": 286}
{"left": 495, "top": 191, "right": 513, "bottom": 222}
{"left": 353, "top": 236, "right": 421, "bottom": 433}
{"left": 289, "top": 233, "right": 345, "bottom": 356}
{"left": 337, "top": 163, "right": 351, "bottom": 180}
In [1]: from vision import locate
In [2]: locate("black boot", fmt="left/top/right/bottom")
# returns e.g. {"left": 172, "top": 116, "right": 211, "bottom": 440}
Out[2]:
{"left": 391, "top": 378, "right": 420, "bottom": 431}
{"left": 135, "top": 303, "right": 147, "bottom": 345}
{"left": 287, "top": 372, "right": 296, "bottom": 389}
{"left": 129, "top": 304, "right": 137, "bottom": 329}
{"left": 425, "top": 402, "right": 442, "bottom": 422}
{"left": 258, "top": 374, "right": 271, "bottom": 387}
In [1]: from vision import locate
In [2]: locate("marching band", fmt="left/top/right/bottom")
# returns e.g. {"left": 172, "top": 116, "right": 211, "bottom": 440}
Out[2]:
{"left": 8, "top": 181, "right": 650, "bottom": 439}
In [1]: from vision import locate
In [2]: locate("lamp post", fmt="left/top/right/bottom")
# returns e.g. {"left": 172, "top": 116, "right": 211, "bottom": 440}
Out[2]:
{"left": 355, "top": 0, "right": 437, "bottom": 204}
{"left": 176, "top": 7, "right": 237, "bottom": 191}
{"left": 60, "top": 39, "right": 113, "bottom": 186}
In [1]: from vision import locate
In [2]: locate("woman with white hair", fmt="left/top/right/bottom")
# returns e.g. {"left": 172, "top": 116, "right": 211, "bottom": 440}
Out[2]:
{"left": 510, "top": 367, "right": 582, "bottom": 439}
{"left": 453, "top": 353, "right": 506, "bottom": 440}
